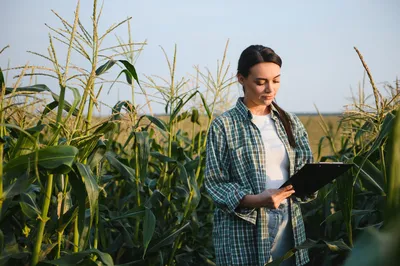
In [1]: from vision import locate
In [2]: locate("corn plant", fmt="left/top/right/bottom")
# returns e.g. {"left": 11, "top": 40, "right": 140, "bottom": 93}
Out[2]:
{"left": 0, "top": 0, "right": 217, "bottom": 264}
{"left": 294, "top": 48, "right": 400, "bottom": 266}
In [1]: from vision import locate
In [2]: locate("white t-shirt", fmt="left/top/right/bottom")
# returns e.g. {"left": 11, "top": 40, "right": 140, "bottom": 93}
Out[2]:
{"left": 251, "top": 113, "right": 290, "bottom": 189}
{"left": 252, "top": 113, "right": 293, "bottom": 263}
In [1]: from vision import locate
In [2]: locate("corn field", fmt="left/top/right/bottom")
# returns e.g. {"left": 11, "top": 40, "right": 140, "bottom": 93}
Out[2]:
{"left": 1, "top": 1, "right": 399, "bottom": 265}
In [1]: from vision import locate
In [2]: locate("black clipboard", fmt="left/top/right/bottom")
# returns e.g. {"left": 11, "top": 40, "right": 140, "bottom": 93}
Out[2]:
{"left": 279, "top": 162, "right": 353, "bottom": 197}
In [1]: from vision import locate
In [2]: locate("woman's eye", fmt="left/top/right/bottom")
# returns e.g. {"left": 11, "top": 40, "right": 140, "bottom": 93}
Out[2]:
{"left": 256, "top": 82, "right": 266, "bottom": 86}
{"left": 273, "top": 80, "right": 280, "bottom": 84}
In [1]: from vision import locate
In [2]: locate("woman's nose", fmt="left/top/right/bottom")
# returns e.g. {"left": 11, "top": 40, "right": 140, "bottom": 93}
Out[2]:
{"left": 264, "top": 82, "right": 272, "bottom": 93}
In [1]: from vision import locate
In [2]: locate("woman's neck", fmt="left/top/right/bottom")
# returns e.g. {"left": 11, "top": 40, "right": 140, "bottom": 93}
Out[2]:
{"left": 243, "top": 97, "right": 271, "bottom": 115}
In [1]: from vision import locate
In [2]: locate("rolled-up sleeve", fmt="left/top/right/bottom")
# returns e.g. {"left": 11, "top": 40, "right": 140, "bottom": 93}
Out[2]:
{"left": 204, "top": 120, "right": 256, "bottom": 223}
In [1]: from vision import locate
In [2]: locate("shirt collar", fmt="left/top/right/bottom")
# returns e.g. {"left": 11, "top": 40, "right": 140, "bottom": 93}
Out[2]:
{"left": 235, "top": 97, "right": 280, "bottom": 121}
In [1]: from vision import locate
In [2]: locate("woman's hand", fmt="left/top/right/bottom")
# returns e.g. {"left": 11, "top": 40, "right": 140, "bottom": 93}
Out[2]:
{"left": 239, "top": 185, "right": 295, "bottom": 209}
{"left": 258, "top": 185, "right": 295, "bottom": 209}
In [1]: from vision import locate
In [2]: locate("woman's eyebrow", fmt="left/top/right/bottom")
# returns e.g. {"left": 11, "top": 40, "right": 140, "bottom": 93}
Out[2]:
{"left": 255, "top": 74, "right": 281, "bottom": 81}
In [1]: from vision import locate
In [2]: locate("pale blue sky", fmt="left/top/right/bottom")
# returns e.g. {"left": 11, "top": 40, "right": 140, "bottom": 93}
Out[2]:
{"left": 1, "top": 0, "right": 399, "bottom": 115}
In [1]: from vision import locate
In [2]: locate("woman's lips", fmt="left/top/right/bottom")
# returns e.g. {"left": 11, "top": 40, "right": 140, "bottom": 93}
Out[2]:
{"left": 260, "top": 95, "right": 274, "bottom": 100}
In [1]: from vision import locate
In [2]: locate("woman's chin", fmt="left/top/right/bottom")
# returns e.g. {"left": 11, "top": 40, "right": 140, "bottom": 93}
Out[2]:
{"left": 261, "top": 98, "right": 274, "bottom": 106}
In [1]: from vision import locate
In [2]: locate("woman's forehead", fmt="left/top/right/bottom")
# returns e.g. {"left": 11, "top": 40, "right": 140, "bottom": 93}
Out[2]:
{"left": 249, "top": 62, "right": 281, "bottom": 78}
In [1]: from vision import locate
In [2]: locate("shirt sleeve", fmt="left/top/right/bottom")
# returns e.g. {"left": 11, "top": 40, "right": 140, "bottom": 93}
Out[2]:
{"left": 204, "top": 119, "right": 257, "bottom": 224}
{"left": 292, "top": 114, "right": 318, "bottom": 203}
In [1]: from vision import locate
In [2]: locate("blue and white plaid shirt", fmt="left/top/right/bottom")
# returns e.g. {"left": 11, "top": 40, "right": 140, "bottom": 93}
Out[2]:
{"left": 205, "top": 97, "right": 315, "bottom": 266}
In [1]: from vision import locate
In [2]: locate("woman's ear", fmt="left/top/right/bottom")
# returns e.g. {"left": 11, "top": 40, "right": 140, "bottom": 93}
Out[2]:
{"left": 237, "top": 73, "right": 244, "bottom": 85}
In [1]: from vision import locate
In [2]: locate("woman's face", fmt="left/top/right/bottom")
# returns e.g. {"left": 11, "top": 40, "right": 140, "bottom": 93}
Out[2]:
{"left": 238, "top": 62, "right": 281, "bottom": 108}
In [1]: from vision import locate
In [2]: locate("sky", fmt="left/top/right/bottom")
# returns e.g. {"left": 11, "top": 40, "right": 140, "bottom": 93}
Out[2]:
{"left": 1, "top": 0, "right": 399, "bottom": 115}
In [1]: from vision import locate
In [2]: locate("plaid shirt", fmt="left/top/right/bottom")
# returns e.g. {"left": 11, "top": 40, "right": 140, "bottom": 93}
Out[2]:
{"left": 205, "top": 98, "right": 315, "bottom": 266}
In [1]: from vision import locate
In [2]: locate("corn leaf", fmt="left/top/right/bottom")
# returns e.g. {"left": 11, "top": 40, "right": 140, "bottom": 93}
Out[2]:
{"left": 2, "top": 173, "right": 35, "bottom": 200}
{"left": 38, "top": 249, "right": 114, "bottom": 266}
{"left": 19, "top": 193, "right": 42, "bottom": 220}
{"left": 385, "top": 108, "right": 400, "bottom": 223}
{"left": 353, "top": 156, "right": 384, "bottom": 194}
{"left": 143, "top": 208, "right": 156, "bottom": 258}
{"left": 343, "top": 225, "right": 400, "bottom": 266}
{"left": 76, "top": 163, "right": 99, "bottom": 235}
{"left": 4, "top": 146, "right": 78, "bottom": 175}
{"left": 143, "top": 115, "right": 169, "bottom": 132}
{"left": 95, "top": 59, "right": 117, "bottom": 76}
{"left": 135, "top": 132, "right": 150, "bottom": 181}
{"left": 147, "top": 222, "right": 191, "bottom": 253}
{"left": 105, "top": 152, "right": 135, "bottom": 182}
{"left": 87, "top": 140, "right": 106, "bottom": 170}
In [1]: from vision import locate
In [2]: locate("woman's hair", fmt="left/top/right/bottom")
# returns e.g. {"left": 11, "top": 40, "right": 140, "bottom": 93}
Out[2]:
{"left": 237, "top": 45, "right": 296, "bottom": 148}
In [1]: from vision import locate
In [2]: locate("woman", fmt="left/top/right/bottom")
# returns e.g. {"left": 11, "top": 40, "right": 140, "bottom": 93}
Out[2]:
{"left": 205, "top": 45, "right": 316, "bottom": 266}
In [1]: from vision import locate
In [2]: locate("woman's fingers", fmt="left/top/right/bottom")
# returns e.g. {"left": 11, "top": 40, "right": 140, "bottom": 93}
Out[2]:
{"left": 262, "top": 186, "right": 296, "bottom": 208}
{"left": 276, "top": 186, "right": 295, "bottom": 202}
{"left": 281, "top": 190, "right": 295, "bottom": 199}
{"left": 282, "top": 185, "right": 293, "bottom": 191}
{"left": 277, "top": 185, "right": 295, "bottom": 196}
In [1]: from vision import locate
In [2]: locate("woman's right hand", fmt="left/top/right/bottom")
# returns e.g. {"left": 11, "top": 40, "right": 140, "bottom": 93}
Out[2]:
{"left": 239, "top": 185, "right": 295, "bottom": 209}
{"left": 258, "top": 185, "right": 295, "bottom": 209}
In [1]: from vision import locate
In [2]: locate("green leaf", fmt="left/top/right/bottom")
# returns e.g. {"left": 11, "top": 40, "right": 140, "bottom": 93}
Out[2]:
{"left": 265, "top": 238, "right": 351, "bottom": 266}
{"left": 63, "top": 86, "right": 81, "bottom": 122}
{"left": 135, "top": 132, "right": 150, "bottom": 181}
{"left": 343, "top": 224, "right": 400, "bottom": 266}
{"left": 68, "top": 168, "right": 87, "bottom": 237}
{"left": 119, "top": 60, "right": 140, "bottom": 86}
{"left": 57, "top": 204, "right": 78, "bottom": 232}
{"left": 0, "top": 251, "right": 30, "bottom": 265}
{"left": 0, "top": 67, "right": 4, "bottom": 88}
{"left": 112, "top": 100, "right": 135, "bottom": 120}
{"left": 143, "top": 115, "right": 169, "bottom": 132}
{"left": 76, "top": 163, "right": 99, "bottom": 232}
{"left": 71, "top": 133, "right": 103, "bottom": 163}
{"left": 38, "top": 101, "right": 58, "bottom": 124}
{"left": 354, "top": 120, "right": 373, "bottom": 142}
{"left": 122, "top": 69, "right": 133, "bottom": 84}
{"left": 38, "top": 249, "right": 114, "bottom": 266}
{"left": 170, "top": 90, "right": 199, "bottom": 123}
{"left": 385, "top": 108, "right": 400, "bottom": 223}
{"left": 367, "top": 112, "right": 396, "bottom": 156}
{"left": 96, "top": 59, "right": 116, "bottom": 76}
{"left": 105, "top": 152, "right": 135, "bottom": 182}
{"left": 1, "top": 123, "right": 37, "bottom": 147}
{"left": 110, "top": 206, "right": 145, "bottom": 221}
{"left": 143, "top": 208, "right": 156, "bottom": 258}
{"left": 19, "top": 193, "right": 42, "bottom": 220}
{"left": 199, "top": 92, "right": 211, "bottom": 119}
{"left": 4, "top": 146, "right": 78, "bottom": 175}
{"left": 9, "top": 124, "right": 45, "bottom": 158}
{"left": 144, "top": 190, "right": 167, "bottom": 209}
{"left": 2, "top": 173, "right": 35, "bottom": 200}
{"left": 317, "top": 136, "right": 327, "bottom": 160}
{"left": 147, "top": 222, "right": 191, "bottom": 253}
{"left": 0, "top": 230, "right": 4, "bottom": 254}
{"left": 321, "top": 209, "right": 375, "bottom": 225}
{"left": 117, "top": 220, "right": 135, "bottom": 248}
{"left": 353, "top": 156, "right": 385, "bottom": 194}
{"left": 94, "top": 121, "right": 117, "bottom": 134}
{"left": 336, "top": 172, "right": 355, "bottom": 246}
{"left": 5, "top": 84, "right": 51, "bottom": 95}
{"left": 88, "top": 140, "right": 107, "bottom": 170}
{"left": 150, "top": 152, "right": 175, "bottom": 163}
{"left": 107, "top": 69, "right": 134, "bottom": 94}
{"left": 51, "top": 92, "right": 79, "bottom": 116}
